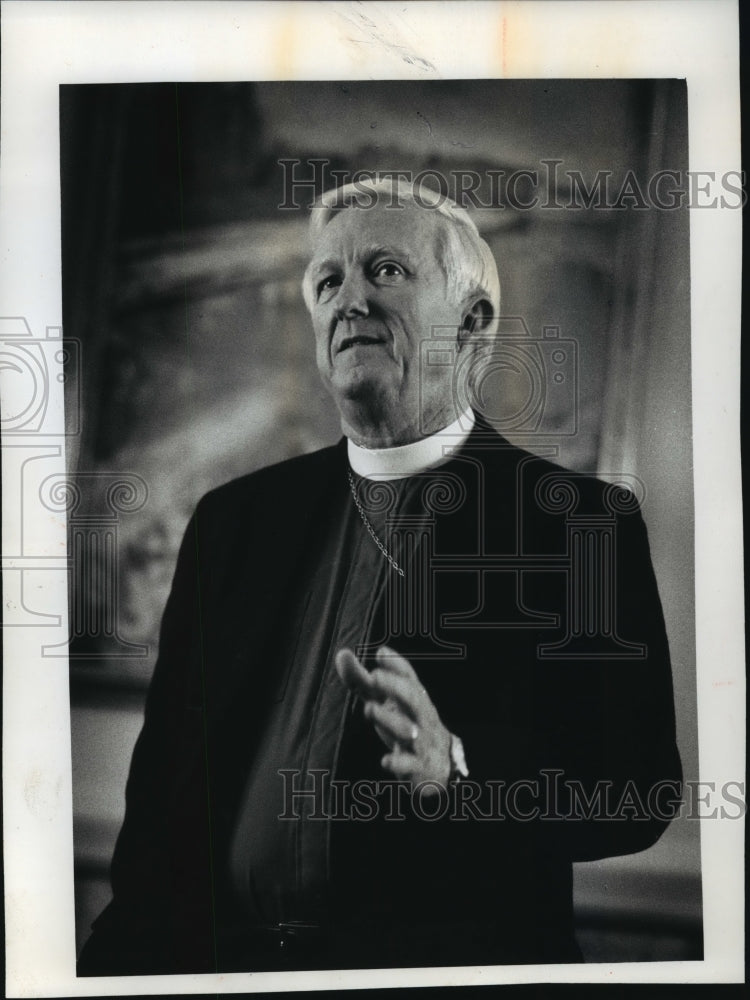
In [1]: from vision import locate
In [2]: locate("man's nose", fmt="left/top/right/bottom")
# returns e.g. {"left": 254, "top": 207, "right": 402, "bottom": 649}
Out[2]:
{"left": 334, "top": 272, "right": 369, "bottom": 320}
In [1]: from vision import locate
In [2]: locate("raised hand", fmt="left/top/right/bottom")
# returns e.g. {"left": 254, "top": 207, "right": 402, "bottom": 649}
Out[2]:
{"left": 335, "top": 645, "right": 451, "bottom": 788}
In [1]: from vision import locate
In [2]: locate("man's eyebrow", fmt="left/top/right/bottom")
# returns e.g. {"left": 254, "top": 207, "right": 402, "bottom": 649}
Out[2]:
{"left": 309, "top": 256, "right": 341, "bottom": 277}
{"left": 363, "top": 244, "right": 414, "bottom": 265}
{"left": 309, "top": 245, "right": 415, "bottom": 276}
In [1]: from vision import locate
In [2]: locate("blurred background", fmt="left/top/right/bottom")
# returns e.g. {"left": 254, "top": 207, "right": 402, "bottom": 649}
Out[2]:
{"left": 61, "top": 79, "right": 700, "bottom": 963}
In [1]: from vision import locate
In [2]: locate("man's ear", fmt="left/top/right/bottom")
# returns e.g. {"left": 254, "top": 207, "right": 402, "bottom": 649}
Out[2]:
{"left": 458, "top": 297, "right": 494, "bottom": 350}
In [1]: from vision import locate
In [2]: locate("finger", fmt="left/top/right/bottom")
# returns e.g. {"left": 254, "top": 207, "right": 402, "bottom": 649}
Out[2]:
{"left": 364, "top": 699, "right": 419, "bottom": 745}
{"left": 375, "top": 645, "right": 418, "bottom": 680}
{"left": 381, "top": 748, "right": 417, "bottom": 778}
{"left": 372, "top": 722, "right": 397, "bottom": 751}
{"left": 370, "top": 669, "right": 422, "bottom": 719}
{"left": 335, "top": 648, "right": 375, "bottom": 700}
{"left": 375, "top": 648, "right": 429, "bottom": 706}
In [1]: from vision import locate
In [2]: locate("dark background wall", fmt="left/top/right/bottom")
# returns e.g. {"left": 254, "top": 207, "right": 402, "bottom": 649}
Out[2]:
{"left": 62, "top": 79, "right": 699, "bottom": 963}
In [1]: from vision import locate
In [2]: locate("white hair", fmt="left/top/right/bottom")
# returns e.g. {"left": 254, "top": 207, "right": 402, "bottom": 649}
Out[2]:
{"left": 301, "top": 176, "right": 500, "bottom": 332}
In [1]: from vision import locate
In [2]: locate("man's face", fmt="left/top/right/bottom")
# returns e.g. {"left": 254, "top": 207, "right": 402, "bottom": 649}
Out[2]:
{"left": 307, "top": 203, "right": 467, "bottom": 442}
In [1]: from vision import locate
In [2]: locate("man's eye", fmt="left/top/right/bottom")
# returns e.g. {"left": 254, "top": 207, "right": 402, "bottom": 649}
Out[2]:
{"left": 373, "top": 262, "right": 404, "bottom": 280}
{"left": 317, "top": 275, "right": 341, "bottom": 297}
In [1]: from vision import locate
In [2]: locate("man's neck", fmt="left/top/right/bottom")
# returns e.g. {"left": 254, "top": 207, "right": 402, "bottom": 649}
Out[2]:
{"left": 347, "top": 408, "right": 475, "bottom": 480}
{"left": 338, "top": 394, "right": 465, "bottom": 449}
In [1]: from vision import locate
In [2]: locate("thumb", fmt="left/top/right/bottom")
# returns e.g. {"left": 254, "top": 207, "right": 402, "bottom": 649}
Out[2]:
{"left": 335, "top": 647, "right": 375, "bottom": 698}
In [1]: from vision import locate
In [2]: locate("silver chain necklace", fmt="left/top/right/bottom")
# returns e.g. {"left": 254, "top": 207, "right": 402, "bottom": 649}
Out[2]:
{"left": 347, "top": 470, "right": 405, "bottom": 577}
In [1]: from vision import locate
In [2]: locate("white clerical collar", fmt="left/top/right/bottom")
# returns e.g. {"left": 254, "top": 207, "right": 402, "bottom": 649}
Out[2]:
{"left": 347, "top": 408, "right": 475, "bottom": 480}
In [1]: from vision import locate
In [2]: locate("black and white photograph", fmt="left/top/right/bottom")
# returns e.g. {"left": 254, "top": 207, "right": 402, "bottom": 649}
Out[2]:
{"left": 63, "top": 77, "right": 702, "bottom": 976}
{"left": 0, "top": 2, "right": 744, "bottom": 995}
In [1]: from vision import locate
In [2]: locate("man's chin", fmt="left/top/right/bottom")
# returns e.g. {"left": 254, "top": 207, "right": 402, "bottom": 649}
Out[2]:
{"left": 328, "top": 365, "right": 390, "bottom": 403}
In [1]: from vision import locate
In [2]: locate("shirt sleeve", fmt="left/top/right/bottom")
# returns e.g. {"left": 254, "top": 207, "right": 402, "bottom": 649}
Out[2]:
{"left": 77, "top": 502, "right": 217, "bottom": 975}
{"left": 444, "top": 500, "right": 683, "bottom": 863}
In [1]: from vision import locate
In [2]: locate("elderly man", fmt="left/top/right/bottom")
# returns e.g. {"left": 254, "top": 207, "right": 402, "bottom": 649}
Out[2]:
{"left": 78, "top": 180, "right": 681, "bottom": 975}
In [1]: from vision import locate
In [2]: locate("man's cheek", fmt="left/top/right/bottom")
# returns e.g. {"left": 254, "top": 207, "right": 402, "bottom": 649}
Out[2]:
{"left": 314, "top": 335, "right": 331, "bottom": 364}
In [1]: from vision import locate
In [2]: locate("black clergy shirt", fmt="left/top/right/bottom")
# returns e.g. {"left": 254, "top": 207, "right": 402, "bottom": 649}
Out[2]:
{"left": 228, "top": 471, "right": 404, "bottom": 926}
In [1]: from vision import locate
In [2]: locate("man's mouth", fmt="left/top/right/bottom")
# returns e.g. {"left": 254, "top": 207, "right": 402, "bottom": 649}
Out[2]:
{"left": 337, "top": 335, "right": 384, "bottom": 353}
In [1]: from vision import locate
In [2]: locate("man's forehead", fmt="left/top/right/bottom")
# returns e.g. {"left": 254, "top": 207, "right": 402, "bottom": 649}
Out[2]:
{"left": 309, "top": 202, "right": 444, "bottom": 265}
